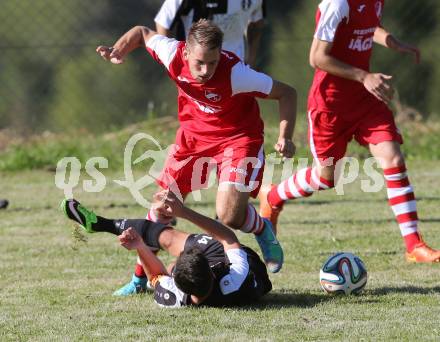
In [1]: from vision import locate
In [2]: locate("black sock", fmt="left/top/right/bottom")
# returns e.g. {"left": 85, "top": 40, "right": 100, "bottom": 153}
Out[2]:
{"left": 90, "top": 217, "right": 147, "bottom": 236}
{"left": 90, "top": 216, "right": 123, "bottom": 235}
{"left": 92, "top": 217, "right": 170, "bottom": 251}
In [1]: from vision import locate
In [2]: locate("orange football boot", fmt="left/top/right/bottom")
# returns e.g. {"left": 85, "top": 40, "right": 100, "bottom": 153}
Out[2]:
{"left": 405, "top": 242, "right": 440, "bottom": 263}
{"left": 258, "top": 184, "right": 283, "bottom": 235}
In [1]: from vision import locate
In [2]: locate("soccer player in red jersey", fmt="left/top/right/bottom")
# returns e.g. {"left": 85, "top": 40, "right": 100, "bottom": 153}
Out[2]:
{"left": 96, "top": 20, "right": 297, "bottom": 294}
{"left": 260, "top": 0, "right": 440, "bottom": 263}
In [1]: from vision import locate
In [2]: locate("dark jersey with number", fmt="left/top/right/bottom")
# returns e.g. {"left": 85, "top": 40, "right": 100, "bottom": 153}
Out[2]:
{"left": 153, "top": 233, "right": 272, "bottom": 308}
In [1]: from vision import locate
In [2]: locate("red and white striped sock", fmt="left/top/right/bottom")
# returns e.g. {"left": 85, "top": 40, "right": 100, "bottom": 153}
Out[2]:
{"left": 268, "top": 167, "right": 334, "bottom": 208}
{"left": 146, "top": 208, "right": 173, "bottom": 225}
{"left": 240, "top": 204, "right": 265, "bottom": 235}
{"left": 384, "top": 165, "right": 421, "bottom": 252}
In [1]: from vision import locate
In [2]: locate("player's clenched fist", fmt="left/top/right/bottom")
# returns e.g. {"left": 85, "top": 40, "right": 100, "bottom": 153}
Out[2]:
{"left": 119, "top": 228, "right": 143, "bottom": 250}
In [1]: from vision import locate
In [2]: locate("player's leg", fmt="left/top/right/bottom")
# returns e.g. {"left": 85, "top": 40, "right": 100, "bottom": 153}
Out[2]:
{"left": 117, "top": 132, "right": 198, "bottom": 294}
{"left": 260, "top": 163, "right": 335, "bottom": 233}
{"left": 61, "top": 197, "right": 188, "bottom": 252}
{"left": 61, "top": 198, "right": 194, "bottom": 289}
{"left": 113, "top": 188, "right": 192, "bottom": 296}
{"left": 216, "top": 141, "right": 283, "bottom": 273}
{"left": 369, "top": 140, "right": 440, "bottom": 262}
{"left": 261, "top": 109, "right": 346, "bottom": 232}
{"left": 113, "top": 220, "right": 191, "bottom": 295}
{"left": 157, "top": 228, "right": 189, "bottom": 257}
{"left": 355, "top": 101, "right": 440, "bottom": 263}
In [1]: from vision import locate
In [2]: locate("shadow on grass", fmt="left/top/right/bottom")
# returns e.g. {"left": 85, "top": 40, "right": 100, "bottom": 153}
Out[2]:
{"left": 233, "top": 290, "right": 332, "bottom": 310}
{"left": 369, "top": 285, "right": 440, "bottom": 296}
{"left": 231, "top": 286, "right": 439, "bottom": 310}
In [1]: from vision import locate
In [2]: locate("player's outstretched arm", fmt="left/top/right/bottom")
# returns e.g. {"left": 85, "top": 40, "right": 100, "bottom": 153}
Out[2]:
{"left": 119, "top": 227, "right": 168, "bottom": 281}
{"left": 156, "top": 191, "right": 240, "bottom": 251}
{"left": 266, "top": 80, "right": 297, "bottom": 159}
{"left": 310, "top": 38, "right": 394, "bottom": 104}
{"left": 373, "top": 27, "right": 420, "bottom": 64}
{"left": 96, "top": 26, "right": 157, "bottom": 64}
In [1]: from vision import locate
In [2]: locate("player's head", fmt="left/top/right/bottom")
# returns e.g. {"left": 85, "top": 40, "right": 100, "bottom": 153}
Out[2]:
{"left": 174, "top": 247, "right": 214, "bottom": 299}
{"left": 184, "top": 19, "right": 223, "bottom": 84}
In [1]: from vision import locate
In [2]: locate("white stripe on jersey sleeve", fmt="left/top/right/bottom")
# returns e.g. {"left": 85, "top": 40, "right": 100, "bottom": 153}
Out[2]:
{"left": 219, "top": 248, "right": 250, "bottom": 295}
{"left": 231, "top": 61, "right": 273, "bottom": 96}
{"left": 146, "top": 34, "right": 179, "bottom": 70}
{"left": 250, "top": 0, "right": 264, "bottom": 22}
{"left": 154, "top": 0, "right": 184, "bottom": 30}
{"left": 315, "top": 0, "right": 349, "bottom": 42}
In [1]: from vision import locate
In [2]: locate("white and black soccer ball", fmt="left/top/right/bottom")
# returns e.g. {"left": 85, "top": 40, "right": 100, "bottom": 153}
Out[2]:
{"left": 319, "top": 252, "right": 367, "bottom": 295}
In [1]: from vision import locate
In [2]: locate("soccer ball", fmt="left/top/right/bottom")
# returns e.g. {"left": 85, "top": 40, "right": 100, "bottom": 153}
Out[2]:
{"left": 319, "top": 252, "right": 367, "bottom": 295}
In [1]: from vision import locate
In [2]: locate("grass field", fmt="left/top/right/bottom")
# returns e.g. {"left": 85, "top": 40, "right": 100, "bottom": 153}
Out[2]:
{"left": 1, "top": 160, "right": 440, "bottom": 341}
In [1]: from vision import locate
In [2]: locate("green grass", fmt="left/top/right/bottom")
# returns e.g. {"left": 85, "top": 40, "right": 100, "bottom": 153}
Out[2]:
{"left": 1, "top": 160, "right": 440, "bottom": 341}
{"left": 2, "top": 116, "right": 440, "bottom": 171}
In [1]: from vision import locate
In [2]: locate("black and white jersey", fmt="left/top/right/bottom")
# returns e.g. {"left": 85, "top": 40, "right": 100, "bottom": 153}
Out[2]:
{"left": 152, "top": 233, "right": 272, "bottom": 308}
{"left": 153, "top": 275, "right": 191, "bottom": 308}
{"left": 154, "top": 0, "right": 266, "bottom": 60}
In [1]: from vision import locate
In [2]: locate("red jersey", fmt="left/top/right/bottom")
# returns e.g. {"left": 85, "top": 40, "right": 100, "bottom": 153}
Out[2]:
{"left": 308, "top": 0, "right": 385, "bottom": 112}
{"left": 146, "top": 35, "right": 273, "bottom": 142}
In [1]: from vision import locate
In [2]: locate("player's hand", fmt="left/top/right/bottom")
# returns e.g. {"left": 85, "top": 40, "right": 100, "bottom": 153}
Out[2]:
{"left": 363, "top": 73, "right": 394, "bottom": 104}
{"left": 161, "top": 191, "right": 185, "bottom": 218}
{"left": 153, "top": 190, "right": 177, "bottom": 220}
{"left": 152, "top": 190, "right": 174, "bottom": 221}
{"left": 155, "top": 190, "right": 185, "bottom": 218}
{"left": 274, "top": 137, "right": 296, "bottom": 159}
{"left": 119, "top": 227, "right": 143, "bottom": 250}
{"left": 96, "top": 46, "right": 124, "bottom": 64}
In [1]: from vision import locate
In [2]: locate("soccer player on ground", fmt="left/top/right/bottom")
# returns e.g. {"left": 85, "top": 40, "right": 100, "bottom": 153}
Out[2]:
{"left": 61, "top": 195, "right": 272, "bottom": 307}
{"left": 259, "top": 0, "right": 440, "bottom": 262}
{"left": 96, "top": 20, "right": 297, "bottom": 295}
{"left": 154, "top": 0, "right": 266, "bottom": 67}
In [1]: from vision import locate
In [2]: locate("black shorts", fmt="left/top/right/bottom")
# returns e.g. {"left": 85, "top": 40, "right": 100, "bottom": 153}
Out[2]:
{"left": 124, "top": 219, "right": 171, "bottom": 251}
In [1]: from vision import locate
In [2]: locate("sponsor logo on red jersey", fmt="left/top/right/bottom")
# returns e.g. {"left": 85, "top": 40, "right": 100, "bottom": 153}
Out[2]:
{"left": 348, "top": 36, "right": 373, "bottom": 52}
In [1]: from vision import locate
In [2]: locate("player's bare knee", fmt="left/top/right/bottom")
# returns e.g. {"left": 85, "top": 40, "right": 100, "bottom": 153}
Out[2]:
{"left": 378, "top": 152, "right": 405, "bottom": 169}
{"left": 389, "top": 153, "right": 405, "bottom": 168}
{"left": 158, "top": 228, "right": 174, "bottom": 251}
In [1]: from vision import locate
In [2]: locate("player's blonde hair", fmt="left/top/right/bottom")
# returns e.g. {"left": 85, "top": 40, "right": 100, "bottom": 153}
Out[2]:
{"left": 187, "top": 19, "right": 223, "bottom": 51}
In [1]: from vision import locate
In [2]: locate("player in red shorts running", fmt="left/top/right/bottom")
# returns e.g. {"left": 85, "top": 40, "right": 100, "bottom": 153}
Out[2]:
{"left": 260, "top": 0, "right": 440, "bottom": 263}
{"left": 96, "top": 20, "right": 297, "bottom": 294}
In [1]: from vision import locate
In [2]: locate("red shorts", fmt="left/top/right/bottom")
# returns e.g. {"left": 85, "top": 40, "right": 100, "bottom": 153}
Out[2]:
{"left": 156, "top": 128, "right": 265, "bottom": 197}
{"left": 308, "top": 100, "right": 403, "bottom": 163}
